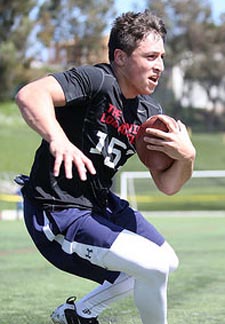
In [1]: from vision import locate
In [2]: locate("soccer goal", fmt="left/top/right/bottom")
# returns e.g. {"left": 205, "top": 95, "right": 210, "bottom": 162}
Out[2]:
{"left": 120, "top": 170, "right": 225, "bottom": 211}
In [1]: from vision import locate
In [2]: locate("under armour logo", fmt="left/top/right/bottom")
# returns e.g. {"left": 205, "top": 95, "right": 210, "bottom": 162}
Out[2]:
{"left": 82, "top": 308, "right": 92, "bottom": 315}
{"left": 85, "top": 248, "right": 93, "bottom": 259}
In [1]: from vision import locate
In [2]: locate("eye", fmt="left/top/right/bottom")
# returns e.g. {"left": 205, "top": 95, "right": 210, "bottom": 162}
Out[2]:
{"left": 147, "top": 54, "right": 156, "bottom": 60}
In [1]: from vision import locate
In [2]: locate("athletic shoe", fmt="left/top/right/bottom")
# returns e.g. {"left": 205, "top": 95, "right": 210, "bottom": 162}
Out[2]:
{"left": 51, "top": 296, "right": 99, "bottom": 324}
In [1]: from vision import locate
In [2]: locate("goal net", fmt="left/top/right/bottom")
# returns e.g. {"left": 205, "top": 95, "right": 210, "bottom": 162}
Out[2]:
{"left": 120, "top": 170, "right": 225, "bottom": 211}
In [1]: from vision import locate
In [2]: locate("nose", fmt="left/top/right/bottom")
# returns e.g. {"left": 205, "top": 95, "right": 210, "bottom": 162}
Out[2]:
{"left": 154, "top": 56, "right": 164, "bottom": 72}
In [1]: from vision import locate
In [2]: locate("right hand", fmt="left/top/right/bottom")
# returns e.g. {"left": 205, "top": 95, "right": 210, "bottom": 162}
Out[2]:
{"left": 49, "top": 138, "right": 96, "bottom": 181}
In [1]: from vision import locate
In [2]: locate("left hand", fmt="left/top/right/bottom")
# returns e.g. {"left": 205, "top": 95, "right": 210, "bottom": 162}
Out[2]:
{"left": 143, "top": 117, "right": 195, "bottom": 162}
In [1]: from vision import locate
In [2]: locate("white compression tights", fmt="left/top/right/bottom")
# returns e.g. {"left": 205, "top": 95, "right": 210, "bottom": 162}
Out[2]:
{"left": 76, "top": 229, "right": 179, "bottom": 324}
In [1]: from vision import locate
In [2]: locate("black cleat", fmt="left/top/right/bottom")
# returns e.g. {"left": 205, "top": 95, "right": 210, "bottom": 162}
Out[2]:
{"left": 51, "top": 297, "right": 99, "bottom": 324}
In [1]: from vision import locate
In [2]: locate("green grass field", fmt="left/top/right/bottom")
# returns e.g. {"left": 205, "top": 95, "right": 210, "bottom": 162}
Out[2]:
{"left": 1, "top": 213, "right": 225, "bottom": 324}
{"left": 0, "top": 101, "right": 40, "bottom": 175}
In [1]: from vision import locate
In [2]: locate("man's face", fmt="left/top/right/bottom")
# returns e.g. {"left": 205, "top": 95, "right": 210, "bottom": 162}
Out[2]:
{"left": 119, "top": 33, "right": 165, "bottom": 98}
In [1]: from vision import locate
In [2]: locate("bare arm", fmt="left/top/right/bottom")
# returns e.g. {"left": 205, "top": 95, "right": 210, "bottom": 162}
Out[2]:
{"left": 16, "top": 76, "right": 96, "bottom": 180}
{"left": 16, "top": 76, "right": 66, "bottom": 140}
{"left": 143, "top": 115, "right": 196, "bottom": 195}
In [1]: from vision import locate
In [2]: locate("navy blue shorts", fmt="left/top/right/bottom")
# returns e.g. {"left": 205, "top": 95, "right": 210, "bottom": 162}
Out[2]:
{"left": 23, "top": 192, "right": 165, "bottom": 284}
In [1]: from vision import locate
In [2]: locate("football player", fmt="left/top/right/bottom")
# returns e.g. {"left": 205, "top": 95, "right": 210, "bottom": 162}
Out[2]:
{"left": 16, "top": 10, "right": 195, "bottom": 324}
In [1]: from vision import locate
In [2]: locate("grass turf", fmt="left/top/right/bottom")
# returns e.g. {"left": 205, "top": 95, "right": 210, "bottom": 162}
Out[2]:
{"left": 1, "top": 214, "right": 225, "bottom": 324}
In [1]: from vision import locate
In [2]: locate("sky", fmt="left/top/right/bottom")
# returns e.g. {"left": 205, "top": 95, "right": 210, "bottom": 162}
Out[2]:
{"left": 115, "top": 0, "right": 225, "bottom": 21}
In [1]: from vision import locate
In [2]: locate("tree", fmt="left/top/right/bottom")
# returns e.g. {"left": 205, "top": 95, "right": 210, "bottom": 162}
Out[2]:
{"left": 0, "top": 0, "right": 116, "bottom": 100}
{"left": 0, "top": 0, "right": 36, "bottom": 99}
{"left": 146, "top": 0, "right": 225, "bottom": 130}
{"left": 184, "top": 17, "right": 225, "bottom": 130}
{"left": 37, "top": 0, "right": 116, "bottom": 66}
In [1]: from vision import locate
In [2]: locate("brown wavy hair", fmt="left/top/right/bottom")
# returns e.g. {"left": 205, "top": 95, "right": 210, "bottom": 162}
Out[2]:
{"left": 108, "top": 10, "right": 167, "bottom": 62}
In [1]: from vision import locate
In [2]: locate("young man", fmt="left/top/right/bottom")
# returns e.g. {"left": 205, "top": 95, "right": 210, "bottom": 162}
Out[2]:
{"left": 16, "top": 10, "right": 195, "bottom": 324}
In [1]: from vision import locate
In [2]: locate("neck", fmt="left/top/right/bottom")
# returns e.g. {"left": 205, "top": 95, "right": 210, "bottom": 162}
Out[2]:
{"left": 111, "top": 63, "right": 137, "bottom": 99}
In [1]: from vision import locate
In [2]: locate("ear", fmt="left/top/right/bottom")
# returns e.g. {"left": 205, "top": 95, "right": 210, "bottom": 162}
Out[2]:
{"left": 114, "top": 49, "right": 128, "bottom": 66}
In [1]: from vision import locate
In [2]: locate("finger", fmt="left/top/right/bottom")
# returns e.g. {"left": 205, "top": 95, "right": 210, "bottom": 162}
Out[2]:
{"left": 53, "top": 154, "right": 63, "bottom": 177}
{"left": 77, "top": 156, "right": 96, "bottom": 181}
{"left": 144, "top": 136, "right": 162, "bottom": 145}
{"left": 156, "top": 115, "right": 179, "bottom": 132}
{"left": 64, "top": 156, "right": 73, "bottom": 179}
{"left": 146, "top": 144, "right": 165, "bottom": 152}
{"left": 177, "top": 120, "right": 186, "bottom": 131}
{"left": 76, "top": 163, "right": 87, "bottom": 181}
{"left": 144, "top": 129, "right": 167, "bottom": 141}
{"left": 83, "top": 157, "right": 96, "bottom": 175}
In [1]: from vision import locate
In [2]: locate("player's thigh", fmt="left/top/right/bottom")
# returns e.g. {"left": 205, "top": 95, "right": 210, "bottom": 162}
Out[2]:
{"left": 108, "top": 192, "right": 165, "bottom": 247}
{"left": 23, "top": 197, "right": 122, "bottom": 283}
{"left": 102, "top": 229, "right": 171, "bottom": 277}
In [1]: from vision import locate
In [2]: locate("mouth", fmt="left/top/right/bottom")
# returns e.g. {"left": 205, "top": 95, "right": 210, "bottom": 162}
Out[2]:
{"left": 149, "top": 75, "right": 159, "bottom": 85}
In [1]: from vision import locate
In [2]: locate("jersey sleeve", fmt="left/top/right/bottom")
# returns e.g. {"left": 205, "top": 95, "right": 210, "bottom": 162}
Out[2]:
{"left": 51, "top": 65, "right": 105, "bottom": 104}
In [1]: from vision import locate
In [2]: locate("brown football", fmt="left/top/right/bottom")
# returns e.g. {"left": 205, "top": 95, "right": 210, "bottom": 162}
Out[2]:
{"left": 135, "top": 115, "right": 177, "bottom": 171}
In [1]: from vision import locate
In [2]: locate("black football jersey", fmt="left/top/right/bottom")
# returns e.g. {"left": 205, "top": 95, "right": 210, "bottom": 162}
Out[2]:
{"left": 24, "top": 63, "right": 163, "bottom": 211}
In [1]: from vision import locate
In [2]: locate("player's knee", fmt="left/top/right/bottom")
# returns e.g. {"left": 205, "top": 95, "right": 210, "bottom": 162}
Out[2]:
{"left": 142, "top": 247, "right": 170, "bottom": 277}
{"left": 161, "top": 241, "right": 179, "bottom": 273}
{"left": 154, "top": 256, "right": 170, "bottom": 277}
{"left": 141, "top": 244, "right": 178, "bottom": 279}
{"left": 140, "top": 257, "right": 169, "bottom": 287}
{"left": 169, "top": 252, "right": 179, "bottom": 272}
